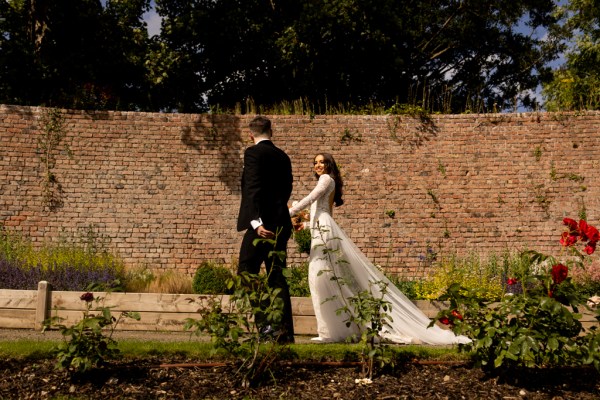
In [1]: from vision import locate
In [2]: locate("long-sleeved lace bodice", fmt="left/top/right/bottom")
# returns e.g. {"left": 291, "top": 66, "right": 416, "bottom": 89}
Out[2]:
{"left": 289, "top": 174, "right": 334, "bottom": 227}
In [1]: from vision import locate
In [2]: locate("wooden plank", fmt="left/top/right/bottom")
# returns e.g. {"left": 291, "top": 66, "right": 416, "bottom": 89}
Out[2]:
{"left": 3, "top": 286, "right": 598, "bottom": 335}
{"left": 0, "top": 290, "right": 37, "bottom": 309}
{"left": 50, "top": 292, "right": 203, "bottom": 313}
{"left": 48, "top": 292, "right": 317, "bottom": 316}
{"left": 0, "top": 309, "right": 35, "bottom": 329}
{"left": 293, "top": 315, "right": 318, "bottom": 335}
{"left": 44, "top": 310, "right": 319, "bottom": 334}
{"left": 292, "top": 297, "right": 315, "bottom": 316}
{"left": 46, "top": 310, "right": 202, "bottom": 331}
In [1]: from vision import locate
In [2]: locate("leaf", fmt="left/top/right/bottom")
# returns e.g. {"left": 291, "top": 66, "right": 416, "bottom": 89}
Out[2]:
{"left": 494, "top": 354, "right": 505, "bottom": 368}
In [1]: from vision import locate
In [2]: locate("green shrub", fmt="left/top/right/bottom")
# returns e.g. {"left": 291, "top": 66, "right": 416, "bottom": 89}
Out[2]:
{"left": 192, "top": 261, "right": 234, "bottom": 294}
{"left": 387, "top": 275, "right": 424, "bottom": 300}
{"left": 570, "top": 259, "right": 600, "bottom": 298}
{"left": 286, "top": 263, "right": 310, "bottom": 297}
{"left": 436, "top": 265, "right": 600, "bottom": 372}
{"left": 433, "top": 218, "right": 600, "bottom": 372}
{"left": 416, "top": 252, "right": 511, "bottom": 301}
{"left": 293, "top": 228, "right": 311, "bottom": 254}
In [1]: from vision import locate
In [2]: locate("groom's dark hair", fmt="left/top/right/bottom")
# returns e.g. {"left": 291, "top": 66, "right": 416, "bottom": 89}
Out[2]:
{"left": 249, "top": 116, "right": 272, "bottom": 137}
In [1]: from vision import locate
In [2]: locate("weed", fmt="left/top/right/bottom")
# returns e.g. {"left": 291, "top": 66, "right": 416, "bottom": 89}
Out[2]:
{"left": 533, "top": 146, "right": 542, "bottom": 161}
{"left": 437, "top": 160, "right": 446, "bottom": 177}
{"left": 579, "top": 199, "right": 587, "bottom": 221}
{"left": 340, "top": 128, "right": 362, "bottom": 143}
{"left": 37, "top": 108, "right": 71, "bottom": 210}
{"left": 427, "top": 189, "right": 440, "bottom": 208}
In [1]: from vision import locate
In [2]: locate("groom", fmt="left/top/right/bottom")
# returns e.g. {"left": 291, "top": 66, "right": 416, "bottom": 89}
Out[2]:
{"left": 237, "top": 116, "right": 295, "bottom": 344}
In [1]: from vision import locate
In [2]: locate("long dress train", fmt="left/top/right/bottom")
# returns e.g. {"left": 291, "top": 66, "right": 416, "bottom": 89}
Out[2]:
{"left": 289, "top": 174, "right": 470, "bottom": 345}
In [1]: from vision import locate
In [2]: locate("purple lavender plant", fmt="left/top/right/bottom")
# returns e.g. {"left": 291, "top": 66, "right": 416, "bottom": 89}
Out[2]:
{"left": 0, "top": 259, "right": 44, "bottom": 289}
{"left": 0, "top": 257, "right": 123, "bottom": 291}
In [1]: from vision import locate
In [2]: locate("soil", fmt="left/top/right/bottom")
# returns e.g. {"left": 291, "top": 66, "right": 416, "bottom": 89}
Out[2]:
{"left": 1, "top": 330, "right": 599, "bottom": 399}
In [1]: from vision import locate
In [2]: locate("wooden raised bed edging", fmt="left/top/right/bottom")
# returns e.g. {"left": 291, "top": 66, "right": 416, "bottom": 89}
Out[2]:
{"left": 0, "top": 282, "right": 596, "bottom": 333}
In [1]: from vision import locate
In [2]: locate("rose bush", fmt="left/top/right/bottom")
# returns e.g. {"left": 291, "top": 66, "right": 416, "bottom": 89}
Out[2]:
{"left": 433, "top": 218, "right": 600, "bottom": 372}
{"left": 44, "top": 292, "right": 140, "bottom": 375}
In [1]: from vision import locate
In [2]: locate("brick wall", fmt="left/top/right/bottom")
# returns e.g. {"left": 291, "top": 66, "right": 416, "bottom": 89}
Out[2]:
{"left": 1, "top": 105, "right": 599, "bottom": 277}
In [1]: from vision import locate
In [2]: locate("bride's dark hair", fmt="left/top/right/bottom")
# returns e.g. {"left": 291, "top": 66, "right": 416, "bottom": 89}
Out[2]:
{"left": 314, "top": 153, "right": 344, "bottom": 207}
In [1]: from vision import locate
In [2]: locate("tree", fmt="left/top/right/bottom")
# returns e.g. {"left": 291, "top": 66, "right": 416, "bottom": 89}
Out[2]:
{"left": 1, "top": 0, "right": 567, "bottom": 113}
{"left": 0, "top": 0, "right": 153, "bottom": 110}
{"left": 155, "top": 0, "right": 564, "bottom": 113}
{"left": 155, "top": 0, "right": 285, "bottom": 112}
{"left": 543, "top": 0, "right": 600, "bottom": 111}
{"left": 0, "top": 0, "right": 38, "bottom": 106}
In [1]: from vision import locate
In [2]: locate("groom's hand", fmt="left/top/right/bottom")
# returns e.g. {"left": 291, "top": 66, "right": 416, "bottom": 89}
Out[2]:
{"left": 256, "top": 225, "right": 274, "bottom": 239}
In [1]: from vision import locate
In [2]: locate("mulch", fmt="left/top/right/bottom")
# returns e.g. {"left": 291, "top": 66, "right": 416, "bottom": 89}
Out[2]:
{"left": 1, "top": 329, "right": 599, "bottom": 399}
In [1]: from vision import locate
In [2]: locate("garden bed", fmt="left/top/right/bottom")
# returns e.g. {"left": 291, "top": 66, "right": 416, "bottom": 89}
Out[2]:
{"left": 1, "top": 356, "right": 599, "bottom": 399}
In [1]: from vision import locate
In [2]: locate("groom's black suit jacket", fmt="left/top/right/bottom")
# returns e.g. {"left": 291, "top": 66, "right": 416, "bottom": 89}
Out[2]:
{"left": 236, "top": 139, "right": 295, "bottom": 339}
{"left": 237, "top": 140, "right": 293, "bottom": 234}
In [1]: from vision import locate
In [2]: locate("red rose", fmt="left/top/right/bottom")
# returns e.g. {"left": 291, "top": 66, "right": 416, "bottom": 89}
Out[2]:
{"left": 563, "top": 218, "right": 578, "bottom": 232}
{"left": 584, "top": 242, "right": 597, "bottom": 255}
{"left": 551, "top": 264, "right": 568, "bottom": 284}
{"left": 80, "top": 292, "right": 94, "bottom": 302}
{"left": 451, "top": 310, "right": 464, "bottom": 321}
{"left": 439, "top": 316, "right": 451, "bottom": 325}
{"left": 560, "top": 232, "right": 577, "bottom": 247}
{"left": 585, "top": 225, "right": 599, "bottom": 243}
{"left": 579, "top": 220, "right": 590, "bottom": 241}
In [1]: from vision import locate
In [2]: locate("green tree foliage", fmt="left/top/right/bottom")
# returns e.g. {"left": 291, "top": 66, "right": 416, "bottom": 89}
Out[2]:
{"left": 1, "top": 1, "right": 565, "bottom": 113}
{"left": 543, "top": 0, "right": 600, "bottom": 111}
{"left": 155, "top": 0, "right": 564, "bottom": 113}
{"left": 0, "top": 0, "right": 153, "bottom": 110}
{"left": 0, "top": 0, "right": 35, "bottom": 106}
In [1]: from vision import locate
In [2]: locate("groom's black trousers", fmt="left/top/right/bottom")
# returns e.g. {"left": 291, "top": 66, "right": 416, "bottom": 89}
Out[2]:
{"left": 238, "top": 227, "right": 295, "bottom": 337}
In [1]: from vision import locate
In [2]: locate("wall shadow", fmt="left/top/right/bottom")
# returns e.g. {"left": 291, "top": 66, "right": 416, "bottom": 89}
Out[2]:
{"left": 181, "top": 113, "right": 243, "bottom": 192}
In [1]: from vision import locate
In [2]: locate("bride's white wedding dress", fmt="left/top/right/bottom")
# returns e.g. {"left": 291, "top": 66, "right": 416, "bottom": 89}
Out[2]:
{"left": 289, "top": 174, "right": 470, "bottom": 345}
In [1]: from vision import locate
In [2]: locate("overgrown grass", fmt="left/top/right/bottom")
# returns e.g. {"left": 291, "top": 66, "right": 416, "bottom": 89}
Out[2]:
{"left": 124, "top": 266, "right": 194, "bottom": 294}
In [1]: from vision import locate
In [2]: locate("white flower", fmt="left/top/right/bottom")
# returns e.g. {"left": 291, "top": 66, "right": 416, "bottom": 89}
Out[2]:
{"left": 587, "top": 295, "right": 600, "bottom": 308}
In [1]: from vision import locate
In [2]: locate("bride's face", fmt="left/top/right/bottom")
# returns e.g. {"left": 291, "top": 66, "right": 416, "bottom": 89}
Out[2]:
{"left": 313, "top": 155, "right": 327, "bottom": 176}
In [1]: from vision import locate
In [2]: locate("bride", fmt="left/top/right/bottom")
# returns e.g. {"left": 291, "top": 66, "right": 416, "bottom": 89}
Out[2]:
{"left": 289, "top": 153, "right": 470, "bottom": 345}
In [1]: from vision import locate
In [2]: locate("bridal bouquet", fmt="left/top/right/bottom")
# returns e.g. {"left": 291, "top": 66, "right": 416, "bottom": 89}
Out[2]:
{"left": 291, "top": 208, "right": 310, "bottom": 231}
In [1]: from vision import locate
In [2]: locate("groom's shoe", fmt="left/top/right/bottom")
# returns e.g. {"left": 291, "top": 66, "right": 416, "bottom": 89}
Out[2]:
{"left": 259, "top": 325, "right": 277, "bottom": 342}
{"left": 259, "top": 325, "right": 294, "bottom": 344}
